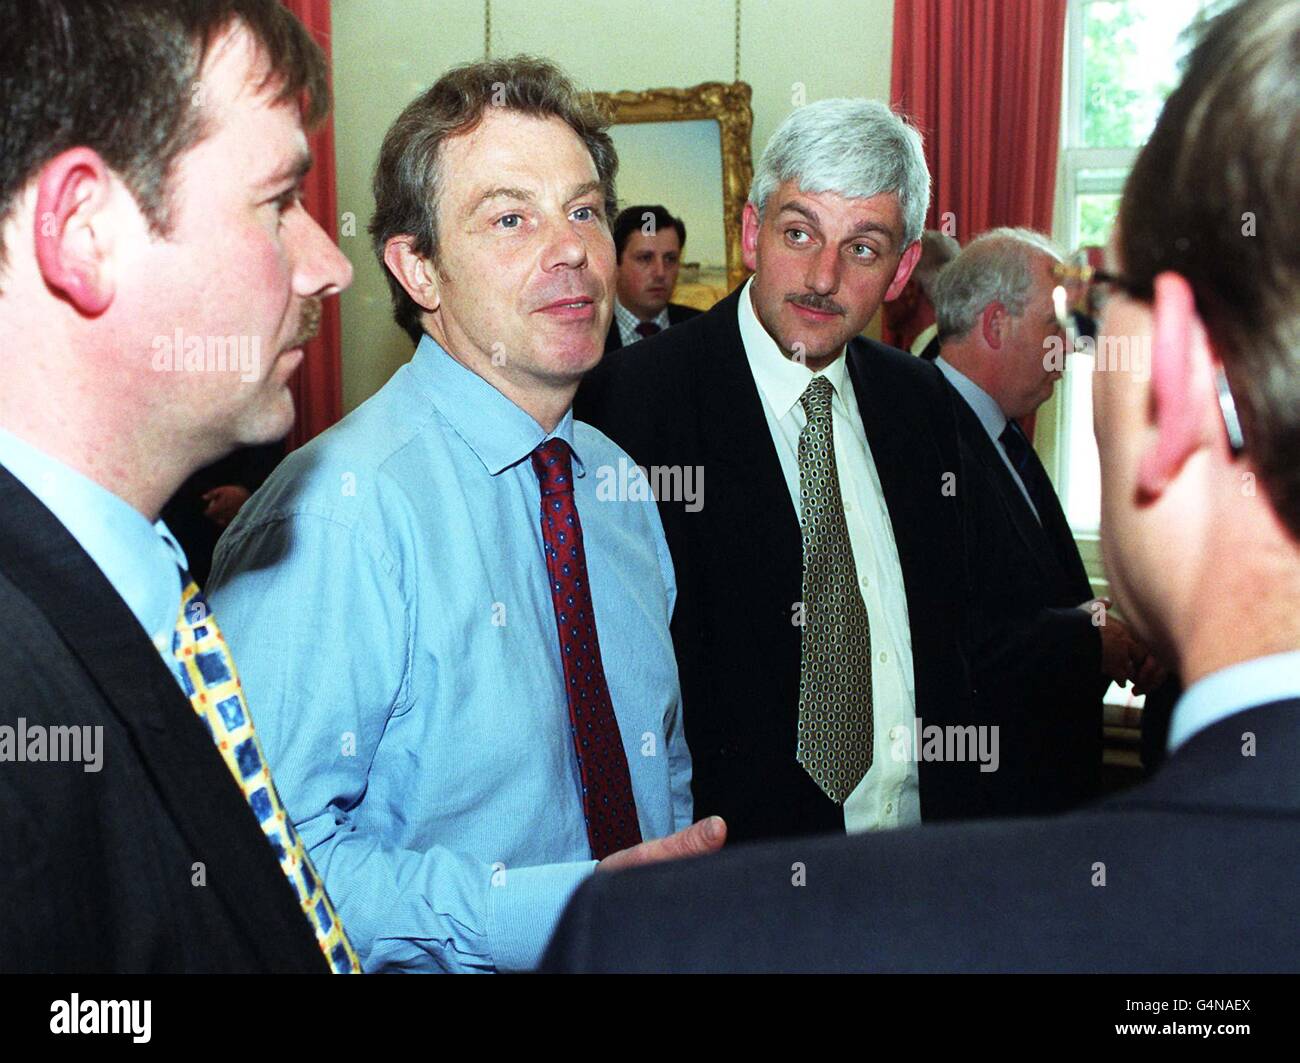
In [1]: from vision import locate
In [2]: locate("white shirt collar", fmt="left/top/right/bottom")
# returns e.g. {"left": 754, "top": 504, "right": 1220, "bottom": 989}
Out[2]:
{"left": 737, "top": 277, "right": 851, "bottom": 419}
{"left": 614, "top": 297, "right": 670, "bottom": 341}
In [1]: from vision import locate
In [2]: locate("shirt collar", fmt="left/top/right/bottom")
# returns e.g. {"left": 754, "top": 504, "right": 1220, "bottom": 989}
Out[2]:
{"left": 1167, "top": 650, "right": 1300, "bottom": 753}
{"left": 614, "top": 298, "right": 670, "bottom": 337}
{"left": 0, "top": 426, "right": 188, "bottom": 648}
{"left": 407, "top": 334, "right": 584, "bottom": 477}
{"left": 936, "top": 356, "right": 1009, "bottom": 440}
{"left": 737, "top": 277, "right": 851, "bottom": 419}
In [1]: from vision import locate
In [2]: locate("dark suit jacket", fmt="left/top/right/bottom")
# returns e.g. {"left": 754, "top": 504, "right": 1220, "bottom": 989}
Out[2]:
{"left": 947, "top": 382, "right": 1106, "bottom": 815}
{"left": 575, "top": 287, "right": 981, "bottom": 843}
{"left": 542, "top": 698, "right": 1300, "bottom": 972}
{"left": 603, "top": 300, "right": 702, "bottom": 354}
{"left": 161, "top": 442, "right": 283, "bottom": 586}
{"left": 0, "top": 464, "right": 328, "bottom": 973}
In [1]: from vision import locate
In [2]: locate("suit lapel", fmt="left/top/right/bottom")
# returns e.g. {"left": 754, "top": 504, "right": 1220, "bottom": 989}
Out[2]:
{"left": 952, "top": 394, "right": 1059, "bottom": 583}
{"left": 696, "top": 289, "right": 802, "bottom": 567}
{"left": 843, "top": 343, "right": 945, "bottom": 609}
{"left": 0, "top": 464, "right": 325, "bottom": 970}
{"left": 1021, "top": 441, "right": 1092, "bottom": 594}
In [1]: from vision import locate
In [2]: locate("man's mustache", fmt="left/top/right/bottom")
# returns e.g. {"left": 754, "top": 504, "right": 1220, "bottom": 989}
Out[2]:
{"left": 286, "top": 299, "right": 322, "bottom": 349}
{"left": 787, "top": 293, "right": 846, "bottom": 315}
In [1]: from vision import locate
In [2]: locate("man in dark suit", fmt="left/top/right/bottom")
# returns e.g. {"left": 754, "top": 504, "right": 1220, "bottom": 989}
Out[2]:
{"left": 577, "top": 98, "right": 988, "bottom": 844}
{"left": 0, "top": 0, "right": 356, "bottom": 972}
{"left": 605, "top": 204, "right": 701, "bottom": 352}
{"left": 930, "top": 227, "right": 1163, "bottom": 815}
{"left": 544, "top": 0, "right": 1300, "bottom": 972}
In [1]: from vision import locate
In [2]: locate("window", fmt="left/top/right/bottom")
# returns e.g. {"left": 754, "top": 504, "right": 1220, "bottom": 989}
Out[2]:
{"left": 1050, "top": 0, "right": 1212, "bottom": 535}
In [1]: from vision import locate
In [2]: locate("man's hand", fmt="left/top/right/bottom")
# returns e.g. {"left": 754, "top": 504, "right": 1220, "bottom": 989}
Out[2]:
{"left": 202, "top": 484, "right": 251, "bottom": 528}
{"left": 1080, "top": 597, "right": 1154, "bottom": 686}
{"left": 597, "top": 815, "right": 727, "bottom": 873}
{"left": 1131, "top": 652, "right": 1169, "bottom": 697}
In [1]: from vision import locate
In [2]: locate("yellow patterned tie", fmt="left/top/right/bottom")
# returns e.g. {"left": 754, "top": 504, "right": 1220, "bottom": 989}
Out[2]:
{"left": 173, "top": 575, "right": 361, "bottom": 973}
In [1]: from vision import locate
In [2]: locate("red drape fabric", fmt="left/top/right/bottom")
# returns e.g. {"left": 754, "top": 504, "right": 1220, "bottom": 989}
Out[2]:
{"left": 282, "top": 0, "right": 342, "bottom": 450}
{"left": 889, "top": 0, "right": 1067, "bottom": 440}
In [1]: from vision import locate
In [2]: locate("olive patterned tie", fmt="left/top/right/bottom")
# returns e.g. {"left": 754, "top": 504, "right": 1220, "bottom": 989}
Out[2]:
{"left": 795, "top": 375, "right": 875, "bottom": 804}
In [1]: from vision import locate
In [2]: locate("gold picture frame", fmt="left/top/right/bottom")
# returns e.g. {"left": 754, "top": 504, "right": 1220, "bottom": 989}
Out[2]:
{"left": 592, "top": 81, "right": 754, "bottom": 295}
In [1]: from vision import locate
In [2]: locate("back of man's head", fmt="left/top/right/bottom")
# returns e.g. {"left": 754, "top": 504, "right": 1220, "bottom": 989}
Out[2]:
{"left": 933, "top": 227, "right": 1062, "bottom": 344}
{"left": 0, "top": 0, "right": 329, "bottom": 278}
{"left": 747, "top": 98, "right": 930, "bottom": 247}
{"left": 1119, "top": 0, "right": 1300, "bottom": 539}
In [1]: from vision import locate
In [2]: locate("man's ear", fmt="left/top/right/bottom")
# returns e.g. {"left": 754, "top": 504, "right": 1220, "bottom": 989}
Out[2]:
{"left": 32, "top": 148, "right": 119, "bottom": 316}
{"left": 383, "top": 236, "right": 441, "bottom": 314}
{"left": 980, "top": 302, "right": 1006, "bottom": 350}
{"left": 883, "top": 239, "right": 922, "bottom": 302}
{"left": 741, "top": 201, "right": 761, "bottom": 273}
{"left": 1137, "top": 271, "right": 1217, "bottom": 498}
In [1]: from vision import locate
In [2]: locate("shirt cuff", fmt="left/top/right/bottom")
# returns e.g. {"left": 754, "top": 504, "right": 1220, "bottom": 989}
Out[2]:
{"left": 485, "top": 859, "right": 598, "bottom": 971}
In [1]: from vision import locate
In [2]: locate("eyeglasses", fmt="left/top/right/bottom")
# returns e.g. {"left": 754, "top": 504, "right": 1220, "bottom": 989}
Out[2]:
{"left": 1051, "top": 262, "right": 1246, "bottom": 457}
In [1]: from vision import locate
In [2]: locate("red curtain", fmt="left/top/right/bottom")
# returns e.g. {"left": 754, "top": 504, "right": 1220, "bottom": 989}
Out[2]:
{"left": 890, "top": 0, "right": 1067, "bottom": 438}
{"left": 282, "top": 0, "right": 343, "bottom": 450}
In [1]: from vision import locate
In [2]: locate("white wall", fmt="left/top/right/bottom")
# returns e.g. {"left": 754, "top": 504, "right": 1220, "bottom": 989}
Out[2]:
{"left": 330, "top": 0, "right": 895, "bottom": 410}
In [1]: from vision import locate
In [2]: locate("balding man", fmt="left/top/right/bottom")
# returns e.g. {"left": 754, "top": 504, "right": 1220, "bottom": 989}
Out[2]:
{"left": 933, "top": 227, "right": 1162, "bottom": 815}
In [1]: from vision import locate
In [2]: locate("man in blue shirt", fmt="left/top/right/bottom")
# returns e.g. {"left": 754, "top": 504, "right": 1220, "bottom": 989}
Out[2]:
{"left": 209, "top": 56, "right": 724, "bottom": 973}
{"left": 542, "top": 0, "right": 1300, "bottom": 973}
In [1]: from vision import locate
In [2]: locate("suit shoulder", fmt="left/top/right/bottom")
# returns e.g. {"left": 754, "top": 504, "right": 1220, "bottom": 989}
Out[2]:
{"left": 851, "top": 336, "right": 947, "bottom": 393}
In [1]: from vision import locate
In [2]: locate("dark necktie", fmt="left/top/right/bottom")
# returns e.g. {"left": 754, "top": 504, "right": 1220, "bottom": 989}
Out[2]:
{"left": 635, "top": 321, "right": 661, "bottom": 338}
{"left": 999, "top": 419, "right": 1052, "bottom": 522}
{"left": 531, "top": 438, "right": 642, "bottom": 859}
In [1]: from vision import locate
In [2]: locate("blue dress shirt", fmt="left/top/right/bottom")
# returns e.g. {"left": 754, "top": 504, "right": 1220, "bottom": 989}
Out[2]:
{"left": 935, "top": 356, "right": 1042, "bottom": 523}
{"left": 208, "top": 336, "right": 692, "bottom": 973}
{"left": 0, "top": 427, "right": 188, "bottom": 682}
{"left": 1167, "top": 651, "right": 1300, "bottom": 753}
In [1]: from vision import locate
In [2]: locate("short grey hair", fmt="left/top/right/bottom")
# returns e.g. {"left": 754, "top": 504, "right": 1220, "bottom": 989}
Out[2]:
{"left": 933, "top": 227, "right": 1063, "bottom": 342}
{"left": 748, "top": 98, "right": 931, "bottom": 248}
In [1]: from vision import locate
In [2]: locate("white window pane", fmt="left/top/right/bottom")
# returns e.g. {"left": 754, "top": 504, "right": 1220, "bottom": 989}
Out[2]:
{"left": 1081, "top": 0, "right": 1203, "bottom": 149}
{"left": 1065, "top": 351, "right": 1102, "bottom": 532}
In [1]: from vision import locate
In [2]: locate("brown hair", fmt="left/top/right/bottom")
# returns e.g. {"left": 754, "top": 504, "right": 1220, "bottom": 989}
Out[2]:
{"left": 1119, "top": 0, "right": 1300, "bottom": 535}
{"left": 0, "top": 0, "right": 329, "bottom": 271}
{"left": 369, "top": 55, "right": 618, "bottom": 342}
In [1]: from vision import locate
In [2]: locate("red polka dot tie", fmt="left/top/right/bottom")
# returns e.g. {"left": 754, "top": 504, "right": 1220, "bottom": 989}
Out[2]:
{"left": 532, "top": 438, "right": 642, "bottom": 859}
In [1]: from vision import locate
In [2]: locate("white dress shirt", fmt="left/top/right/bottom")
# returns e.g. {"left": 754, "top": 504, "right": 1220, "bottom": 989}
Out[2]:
{"left": 737, "top": 279, "right": 920, "bottom": 832}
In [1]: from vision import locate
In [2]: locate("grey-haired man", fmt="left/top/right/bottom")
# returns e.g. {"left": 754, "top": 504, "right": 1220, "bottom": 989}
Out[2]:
{"left": 576, "top": 98, "right": 988, "bottom": 844}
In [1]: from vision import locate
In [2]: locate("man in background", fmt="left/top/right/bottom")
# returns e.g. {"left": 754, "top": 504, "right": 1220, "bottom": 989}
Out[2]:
{"left": 881, "top": 228, "right": 959, "bottom": 359}
{"left": 0, "top": 0, "right": 356, "bottom": 972}
{"left": 932, "top": 227, "right": 1161, "bottom": 815}
{"left": 543, "top": 0, "right": 1300, "bottom": 972}
{"left": 605, "top": 204, "right": 701, "bottom": 352}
